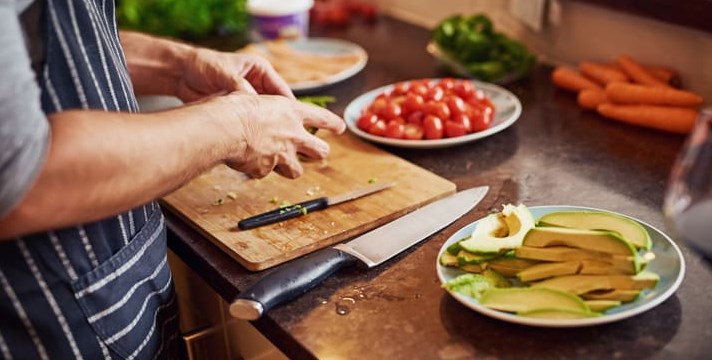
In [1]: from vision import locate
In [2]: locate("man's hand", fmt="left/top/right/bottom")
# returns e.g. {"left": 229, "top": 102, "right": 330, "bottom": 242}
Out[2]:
{"left": 214, "top": 93, "right": 346, "bottom": 179}
{"left": 178, "top": 49, "right": 294, "bottom": 102}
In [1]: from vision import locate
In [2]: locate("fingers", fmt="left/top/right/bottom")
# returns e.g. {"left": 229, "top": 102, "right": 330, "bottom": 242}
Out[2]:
{"left": 294, "top": 134, "right": 330, "bottom": 160}
{"left": 298, "top": 103, "right": 347, "bottom": 134}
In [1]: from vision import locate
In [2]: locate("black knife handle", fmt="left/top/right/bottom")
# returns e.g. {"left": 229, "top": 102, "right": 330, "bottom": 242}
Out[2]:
{"left": 238, "top": 197, "right": 329, "bottom": 230}
{"left": 229, "top": 248, "right": 359, "bottom": 320}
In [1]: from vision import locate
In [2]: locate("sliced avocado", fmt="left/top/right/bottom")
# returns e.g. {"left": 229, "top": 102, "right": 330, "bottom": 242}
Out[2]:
{"left": 538, "top": 210, "right": 652, "bottom": 250}
{"left": 579, "top": 259, "right": 636, "bottom": 275}
{"left": 439, "top": 252, "right": 459, "bottom": 267}
{"left": 516, "top": 246, "right": 641, "bottom": 274}
{"left": 581, "top": 289, "right": 641, "bottom": 302}
{"left": 446, "top": 239, "right": 465, "bottom": 255}
{"left": 457, "top": 250, "right": 500, "bottom": 265}
{"left": 516, "top": 261, "right": 581, "bottom": 282}
{"left": 531, "top": 271, "right": 659, "bottom": 295}
{"left": 460, "top": 263, "right": 486, "bottom": 273}
{"left": 584, "top": 300, "right": 622, "bottom": 312}
{"left": 487, "top": 257, "right": 540, "bottom": 277}
{"left": 479, "top": 287, "right": 590, "bottom": 313}
{"left": 482, "top": 269, "right": 512, "bottom": 288}
{"left": 460, "top": 204, "right": 536, "bottom": 254}
{"left": 518, "top": 308, "right": 601, "bottom": 319}
{"left": 523, "top": 227, "right": 636, "bottom": 256}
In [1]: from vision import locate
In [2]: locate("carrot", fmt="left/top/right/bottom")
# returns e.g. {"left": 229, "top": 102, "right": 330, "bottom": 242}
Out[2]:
{"left": 605, "top": 82, "right": 704, "bottom": 107}
{"left": 645, "top": 65, "right": 677, "bottom": 84}
{"left": 579, "top": 62, "right": 629, "bottom": 85}
{"left": 578, "top": 89, "right": 607, "bottom": 110}
{"left": 616, "top": 55, "right": 670, "bottom": 88}
{"left": 596, "top": 103, "right": 697, "bottom": 134}
{"left": 551, "top": 67, "right": 602, "bottom": 92}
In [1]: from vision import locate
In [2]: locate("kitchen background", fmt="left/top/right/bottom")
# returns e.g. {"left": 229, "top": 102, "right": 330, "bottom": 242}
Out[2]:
{"left": 119, "top": 0, "right": 711, "bottom": 359}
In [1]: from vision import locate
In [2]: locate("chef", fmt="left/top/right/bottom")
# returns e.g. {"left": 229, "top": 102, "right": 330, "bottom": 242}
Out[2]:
{"left": 0, "top": 0, "right": 345, "bottom": 358}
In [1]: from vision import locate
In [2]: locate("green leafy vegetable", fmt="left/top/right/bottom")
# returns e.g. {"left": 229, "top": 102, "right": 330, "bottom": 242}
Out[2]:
{"left": 431, "top": 13, "right": 535, "bottom": 82}
{"left": 116, "top": 0, "right": 249, "bottom": 39}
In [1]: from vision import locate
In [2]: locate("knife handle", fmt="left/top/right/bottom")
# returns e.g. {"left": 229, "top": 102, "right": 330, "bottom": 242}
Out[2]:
{"left": 229, "top": 247, "right": 359, "bottom": 320}
{"left": 238, "top": 197, "right": 329, "bottom": 230}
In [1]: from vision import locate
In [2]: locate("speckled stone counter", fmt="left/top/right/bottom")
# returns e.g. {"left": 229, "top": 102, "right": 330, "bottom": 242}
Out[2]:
{"left": 166, "top": 15, "right": 712, "bottom": 360}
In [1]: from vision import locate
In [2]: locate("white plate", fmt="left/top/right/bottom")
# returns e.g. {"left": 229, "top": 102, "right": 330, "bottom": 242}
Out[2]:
{"left": 280, "top": 38, "right": 368, "bottom": 94}
{"left": 343, "top": 80, "right": 522, "bottom": 149}
{"left": 436, "top": 205, "right": 686, "bottom": 327}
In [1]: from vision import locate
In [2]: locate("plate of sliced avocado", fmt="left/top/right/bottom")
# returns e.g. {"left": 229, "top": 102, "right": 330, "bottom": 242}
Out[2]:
{"left": 437, "top": 205, "right": 685, "bottom": 327}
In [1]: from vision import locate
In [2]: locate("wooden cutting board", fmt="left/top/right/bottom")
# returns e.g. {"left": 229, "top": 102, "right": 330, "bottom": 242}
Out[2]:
{"left": 162, "top": 132, "right": 456, "bottom": 271}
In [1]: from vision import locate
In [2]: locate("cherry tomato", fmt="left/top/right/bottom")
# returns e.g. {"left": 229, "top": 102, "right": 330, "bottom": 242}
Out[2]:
{"left": 451, "top": 113, "right": 472, "bottom": 133}
{"left": 368, "top": 98, "right": 388, "bottom": 115}
{"left": 356, "top": 112, "right": 378, "bottom": 131}
{"left": 390, "top": 117, "right": 406, "bottom": 125}
{"left": 454, "top": 81, "right": 476, "bottom": 99}
{"left": 424, "top": 101, "right": 451, "bottom": 121}
{"left": 392, "top": 82, "right": 410, "bottom": 96}
{"left": 379, "top": 102, "right": 402, "bottom": 121}
{"left": 445, "top": 120, "right": 468, "bottom": 138}
{"left": 403, "top": 123, "right": 424, "bottom": 140}
{"left": 423, "top": 115, "right": 444, "bottom": 139}
{"left": 406, "top": 111, "right": 424, "bottom": 127}
{"left": 468, "top": 106, "right": 490, "bottom": 132}
{"left": 368, "top": 119, "right": 387, "bottom": 136}
{"left": 439, "top": 78, "right": 457, "bottom": 92}
{"left": 403, "top": 93, "right": 425, "bottom": 114}
{"left": 445, "top": 95, "right": 467, "bottom": 117}
{"left": 384, "top": 121, "right": 405, "bottom": 139}
{"left": 424, "top": 86, "right": 444, "bottom": 102}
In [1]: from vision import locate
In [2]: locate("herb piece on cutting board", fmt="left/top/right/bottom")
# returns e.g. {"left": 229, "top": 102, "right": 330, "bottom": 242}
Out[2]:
{"left": 430, "top": 14, "right": 536, "bottom": 82}
{"left": 440, "top": 204, "right": 660, "bottom": 319}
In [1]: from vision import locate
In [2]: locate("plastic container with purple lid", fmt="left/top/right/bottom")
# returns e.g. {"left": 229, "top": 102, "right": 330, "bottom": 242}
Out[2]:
{"left": 247, "top": 0, "right": 314, "bottom": 41}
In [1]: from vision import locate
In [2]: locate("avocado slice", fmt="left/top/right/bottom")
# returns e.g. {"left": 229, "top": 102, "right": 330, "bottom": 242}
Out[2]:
{"left": 584, "top": 300, "right": 622, "bottom": 312}
{"left": 460, "top": 204, "right": 536, "bottom": 254}
{"left": 479, "top": 287, "right": 590, "bottom": 313}
{"left": 523, "top": 227, "right": 637, "bottom": 256}
{"left": 439, "top": 252, "right": 459, "bottom": 267}
{"left": 518, "top": 308, "right": 601, "bottom": 319}
{"left": 581, "top": 289, "right": 642, "bottom": 302}
{"left": 516, "top": 260, "right": 581, "bottom": 282}
{"left": 443, "top": 270, "right": 510, "bottom": 300}
{"left": 457, "top": 250, "right": 500, "bottom": 265}
{"left": 515, "top": 246, "right": 641, "bottom": 274}
{"left": 460, "top": 263, "right": 487, "bottom": 273}
{"left": 487, "top": 257, "right": 540, "bottom": 277}
{"left": 531, "top": 271, "right": 659, "bottom": 295}
{"left": 538, "top": 210, "right": 652, "bottom": 250}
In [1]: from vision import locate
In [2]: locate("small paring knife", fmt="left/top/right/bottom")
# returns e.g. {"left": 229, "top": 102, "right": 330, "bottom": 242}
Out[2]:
{"left": 237, "top": 182, "right": 396, "bottom": 230}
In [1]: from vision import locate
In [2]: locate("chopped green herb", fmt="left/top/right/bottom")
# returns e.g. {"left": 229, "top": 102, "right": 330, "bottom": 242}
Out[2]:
{"left": 269, "top": 196, "right": 279, "bottom": 204}
{"left": 279, "top": 200, "right": 292, "bottom": 208}
{"left": 368, "top": 177, "right": 378, "bottom": 184}
{"left": 298, "top": 96, "right": 336, "bottom": 108}
{"left": 212, "top": 198, "right": 224, "bottom": 206}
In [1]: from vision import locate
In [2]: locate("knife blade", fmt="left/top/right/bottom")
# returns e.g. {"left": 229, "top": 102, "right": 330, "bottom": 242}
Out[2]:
{"left": 237, "top": 181, "right": 396, "bottom": 230}
{"left": 229, "top": 186, "right": 489, "bottom": 320}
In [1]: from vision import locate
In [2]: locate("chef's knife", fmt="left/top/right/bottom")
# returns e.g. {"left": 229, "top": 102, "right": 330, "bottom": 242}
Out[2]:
{"left": 229, "top": 186, "right": 489, "bottom": 320}
{"left": 238, "top": 182, "right": 396, "bottom": 230}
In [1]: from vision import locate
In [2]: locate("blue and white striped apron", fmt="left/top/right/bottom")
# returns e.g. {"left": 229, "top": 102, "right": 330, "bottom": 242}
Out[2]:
{"left": 0, "top": 1, "right": 179, "bottom": 359}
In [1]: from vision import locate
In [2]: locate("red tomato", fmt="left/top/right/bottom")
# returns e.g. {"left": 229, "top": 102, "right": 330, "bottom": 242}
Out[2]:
{"left": 423, "top": 115, "right": 444, "bottom": 139}
{"left": 369, "top": 98, "right": 388, "bottom": 115}
{"left": 379, "top": 102, "right": 402, "bottom": 121}
{"left": 356, "top": 112, "right": 378, "bottom": 131}
{"left": 403, "top": 123, "right": 424, "bottom": 140}
{"left": 403, "top": 93, "right": 425, "bottom": 114}
{"left": 424, "top": 101, "right": 451, "bottom": 121}
{"left": 445, "top": 95, "right": 467, "bottom": 117}
{"left": 424, "top": 86, "right": 444, "bottom": 102}
{"left": 454, "top": 81, "right": 476, "bottom": 99}
{"left": 439, "top": 78, "right": 457, "bottom": 91}
{"left": 368, "top": 119, "right": 387, "bottom": 136}
{"left": 406, "top": 111, "right": 424, "bottom": 126}
{"left": 390, "top": 117, "right": 406, "bottom": 125}
{"left": 445, "top": 120, "right": 468, "bottom": 138}
{"left": 392, "top": 82, "right": 410, "bottom": 96}
{"left": 468, "top": 106, "right": 491, "bottom": 132}
{"left": 384, "top": 121, "right": 405, "bottom": 139}
{"left": 451, "top": 113, "right": 472, "bottom": 133}
{"left": 409, "top": 83, "right": 429, "bottom": 97}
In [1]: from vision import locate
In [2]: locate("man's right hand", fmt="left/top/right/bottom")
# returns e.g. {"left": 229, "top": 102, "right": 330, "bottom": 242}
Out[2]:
{"left": 213, "top": 93, "right": 346, "bottom": 179}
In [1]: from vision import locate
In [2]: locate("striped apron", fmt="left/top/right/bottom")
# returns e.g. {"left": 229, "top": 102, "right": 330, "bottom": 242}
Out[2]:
{"left": 0, "top": 1, "right": 179, "bottom": 359}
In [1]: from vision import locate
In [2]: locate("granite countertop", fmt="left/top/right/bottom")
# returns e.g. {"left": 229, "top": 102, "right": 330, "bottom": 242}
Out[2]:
{"left": 166, "top": 15, "right": 712, "bottom": 360}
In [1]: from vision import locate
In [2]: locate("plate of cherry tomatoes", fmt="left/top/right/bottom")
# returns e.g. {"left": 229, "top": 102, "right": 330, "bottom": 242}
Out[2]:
{"left": 344, "top": 78, "right": 522, "bottom": 149}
